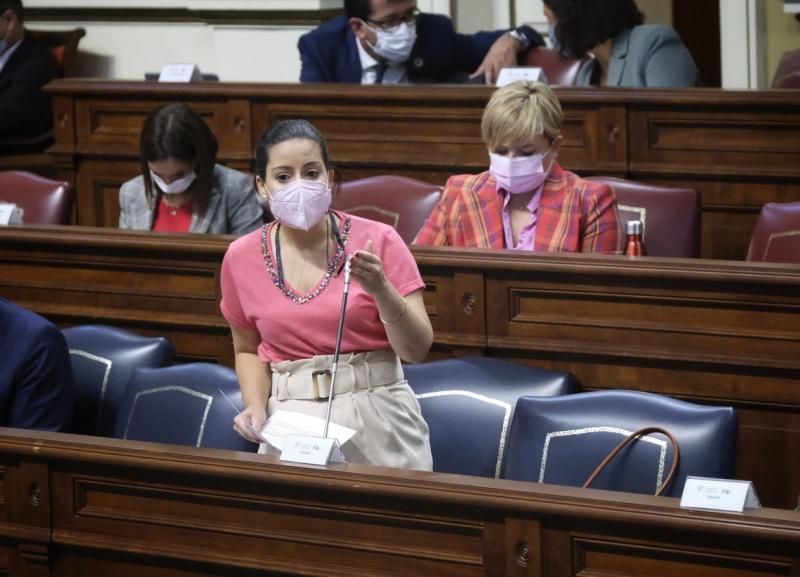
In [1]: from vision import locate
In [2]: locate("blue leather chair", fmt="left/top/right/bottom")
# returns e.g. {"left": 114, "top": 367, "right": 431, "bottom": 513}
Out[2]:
{"left": 404, "top": 357, "right": 579, "bottom": 478}
{"left": 62, "top": 325, "right": 175, "bottom": 436}
{"left": 503, "top": 390, "right": 737, "bottom": 497}
{"left": 114, "top": 363, "right": 258, "bottom": 452}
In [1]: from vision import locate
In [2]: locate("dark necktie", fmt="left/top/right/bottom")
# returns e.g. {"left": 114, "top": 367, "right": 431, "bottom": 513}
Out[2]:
{"left": 375, "top": 63, "right": 388, "bottom": 84}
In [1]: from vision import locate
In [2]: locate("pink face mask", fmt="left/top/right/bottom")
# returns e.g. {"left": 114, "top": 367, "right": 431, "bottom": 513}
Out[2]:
{"left": 268, "top": 178, "right": 331, "bottom": 231}
{"left": 489, "top": 150, "right": 551, "bottom": 195}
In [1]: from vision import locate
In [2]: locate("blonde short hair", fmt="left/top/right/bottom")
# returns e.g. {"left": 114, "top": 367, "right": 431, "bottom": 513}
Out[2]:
{"left": 481, "top": 81, "right": 563, "bottom": 149}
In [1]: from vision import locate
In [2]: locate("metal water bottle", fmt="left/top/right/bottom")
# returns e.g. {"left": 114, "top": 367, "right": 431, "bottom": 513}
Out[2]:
{"left": 625, "top": 220, "right": 647, "bottom": 256}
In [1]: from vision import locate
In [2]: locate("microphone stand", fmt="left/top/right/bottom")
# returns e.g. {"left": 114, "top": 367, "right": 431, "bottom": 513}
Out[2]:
{"left": 323, "top": 254, "right": 352, "bottom": 439}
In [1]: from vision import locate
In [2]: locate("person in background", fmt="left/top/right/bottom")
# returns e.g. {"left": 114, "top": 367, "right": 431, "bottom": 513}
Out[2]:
{"left": 220, "top": 118, "right": 433, "bottom": 470}
{"left": 543, "top": 0, "right": 698, "bottom": 87}
{"left": 0, "top": 0, "right": 58, "bottom": 153}
{"left": 119, "top": 103, "right": 263, "bottom": 234}
{"left": 0, "top": 298, "right": 73, "bottom": 431}
{"left": 299, "top": 0, "right": 544, "bottom": 85}
{"left": 415, "top": 81, "right": 621, "bottom": 253}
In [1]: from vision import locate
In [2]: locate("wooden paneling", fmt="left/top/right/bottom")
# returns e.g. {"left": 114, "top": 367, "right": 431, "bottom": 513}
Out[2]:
{"left": 0, "top": 226, "right": 233, "bottom": 365}
{"left": 0, "top": 430, "right": 798, "bottom": 577}
{"left": 75, "top": 159, "right": 138, "bottom": 228}
{"left": 627, "top": 109, "right": 800, "bottom": 177}
{"left": 2, "top": 226, "right": 800, "bottom": 509}
{"left": 74, "top": 99, "right": 252, "bottom": 162}
{"left": 44, "top": 80, "right": 800, "bottom": 259}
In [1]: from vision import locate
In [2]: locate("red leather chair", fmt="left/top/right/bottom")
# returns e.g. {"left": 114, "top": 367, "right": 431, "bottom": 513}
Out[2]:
{"left": 586, "top": 176, "right": 701, "bottom": 258}
{"left": 746, "top": 202, "right": 800, "bottom": 264}
{"left": 0, "top": 170, "right": 75, "bottom": 224}
{"left": 332, "top": 175, "right": 442, "bottom": 243}
{"left": 519, "top": 47, "right": 590, "bottom": 85}
{"left": 772, "top": 50, "right": 800, "bottom": 89}
{"left": 28, "top": 27, "right": 86, "bottom": 77}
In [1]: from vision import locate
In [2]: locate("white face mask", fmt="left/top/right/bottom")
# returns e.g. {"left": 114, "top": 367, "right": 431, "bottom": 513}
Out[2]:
{"left": 489, "top": 149, "right": 552, "bottom": 195}
{"left": 150, "top": 170, "right": 197, "bottom": 195}
{"left": 366, "top": 20, "right": 417, "bottom": 65}
{"left": 267, "top": 178, "right": 332, "bottom": 231}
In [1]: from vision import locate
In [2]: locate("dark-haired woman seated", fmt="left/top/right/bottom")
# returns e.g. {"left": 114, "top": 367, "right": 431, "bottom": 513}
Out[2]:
{"left": 119, "top": 103, "right": 263, "bottom": 234}
{"left": 544, "top": 0, "right": 699, "bottom": 87}
{"left": 220, "top": 118, "right": 433, "bottom": 470}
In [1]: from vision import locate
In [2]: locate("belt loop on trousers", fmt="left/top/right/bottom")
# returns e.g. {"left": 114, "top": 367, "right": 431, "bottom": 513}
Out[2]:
{"left": 311, "top": 369, "right": 332, "bottom": 400}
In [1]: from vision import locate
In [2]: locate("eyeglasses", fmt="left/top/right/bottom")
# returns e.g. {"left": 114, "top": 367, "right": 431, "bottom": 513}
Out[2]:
{"left": 367, "top": 7, "right": 420, "bottom": 30}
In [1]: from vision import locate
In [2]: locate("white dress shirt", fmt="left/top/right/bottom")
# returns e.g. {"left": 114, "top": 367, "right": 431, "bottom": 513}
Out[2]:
{"left": 355, "top": 39, "right": 408, "bottom": 84}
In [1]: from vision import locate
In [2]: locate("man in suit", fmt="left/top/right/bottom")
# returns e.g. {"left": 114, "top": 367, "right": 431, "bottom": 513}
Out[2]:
{"left": 0, "top": 0, "right": 58, "bottom": 152}
{"left": 299, "top": 0, "right": 544, "bottom": 85}
{"left": 0, "top": 298, "right": 74, "bottom": 431}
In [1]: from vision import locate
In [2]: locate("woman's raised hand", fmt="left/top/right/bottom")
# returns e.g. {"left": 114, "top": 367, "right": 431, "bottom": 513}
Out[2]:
{"left": 349, "top": 240, "right": 388, "bottom": 296}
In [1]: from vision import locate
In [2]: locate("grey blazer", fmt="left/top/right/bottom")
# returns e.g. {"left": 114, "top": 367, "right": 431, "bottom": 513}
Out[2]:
{"left": 118, "top": 164, "right": 263, "bottom": 234}
{"left": 576, "top": 25, "right": 699, "bottom": 88}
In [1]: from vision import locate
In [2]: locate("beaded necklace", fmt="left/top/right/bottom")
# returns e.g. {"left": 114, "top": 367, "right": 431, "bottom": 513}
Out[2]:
{"left": 261, "top": 212, "right": 350, "bottom": 305}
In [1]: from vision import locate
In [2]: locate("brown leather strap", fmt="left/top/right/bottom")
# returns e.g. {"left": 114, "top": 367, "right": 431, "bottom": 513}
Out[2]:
{"left": 582, "top": 427, "right": 680, "bottom": 496}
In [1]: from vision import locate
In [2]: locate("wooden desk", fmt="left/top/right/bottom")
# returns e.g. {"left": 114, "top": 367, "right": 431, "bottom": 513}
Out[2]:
{"left": 44, "top": 80, "right": 800, "bottom": 260}
{"left": 0, "top": 429, "right": 798, "bottom": 577}
{"left": 1, "top": 225, "right": 799, "bottom": 509}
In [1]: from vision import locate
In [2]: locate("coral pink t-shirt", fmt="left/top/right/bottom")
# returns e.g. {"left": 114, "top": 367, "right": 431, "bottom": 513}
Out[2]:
{"left": 220, "top": 212, "right": 425, "bottom": 363}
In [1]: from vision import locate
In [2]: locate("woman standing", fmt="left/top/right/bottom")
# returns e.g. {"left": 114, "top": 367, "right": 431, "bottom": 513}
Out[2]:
{"left": 220, "top": 119, "right": 433, "bottom": 470}
{"left": 119, "top": 103, "right": 263, "bottom": 234}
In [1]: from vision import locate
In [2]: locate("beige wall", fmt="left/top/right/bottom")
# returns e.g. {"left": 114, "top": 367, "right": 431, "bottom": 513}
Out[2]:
{"left": 765, "top": 0, "right": 800, "bottom": 85}
{"left": 636, "top": 0, "right": 673, "bottom": 26}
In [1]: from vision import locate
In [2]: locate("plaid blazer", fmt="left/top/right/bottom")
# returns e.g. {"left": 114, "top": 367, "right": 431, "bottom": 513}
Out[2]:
{"left": 415, "top": 163, "right": 622, "bottom": 253}
{"left": 118, "top": 164, "right": 263, "bottom": 234}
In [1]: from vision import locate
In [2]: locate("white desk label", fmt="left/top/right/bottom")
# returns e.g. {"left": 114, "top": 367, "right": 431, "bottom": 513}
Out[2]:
{"left": 158, "top": 63, "right": 201, "bottom": 83}
{"left": 0, "top": 203, "right": 22, "bottom": 225}
{"left": 680, "top": 476, "right": 761, "bottom": 512}
{"left": 281, "top": 435, "right": 346, "bottom": 466}
{"left": 496, "top": 67, "right": 548, "bottom": 87}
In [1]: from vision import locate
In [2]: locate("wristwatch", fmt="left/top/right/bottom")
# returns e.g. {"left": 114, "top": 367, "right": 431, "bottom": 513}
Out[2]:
{"left": 508, "top": 27, "right": 532, "bottom": 51}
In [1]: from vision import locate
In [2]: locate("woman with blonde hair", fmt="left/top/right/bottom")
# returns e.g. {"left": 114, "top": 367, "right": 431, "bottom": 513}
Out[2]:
{"left": 415, "top": 81, "right": 621, "bottom": 253}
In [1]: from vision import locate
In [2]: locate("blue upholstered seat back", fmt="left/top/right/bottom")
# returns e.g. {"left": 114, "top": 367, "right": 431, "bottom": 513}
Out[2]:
{"left": 114, "top": 363, "right": 258, "bottom": 452}
{"left": 62, "top": 325, "right": 175, "bottom": 436}
{"left": 404, "top": 357, "right": 578, "bottom": 478}
{"left": 504, "top": 390, "right": 737, "bottom": 496}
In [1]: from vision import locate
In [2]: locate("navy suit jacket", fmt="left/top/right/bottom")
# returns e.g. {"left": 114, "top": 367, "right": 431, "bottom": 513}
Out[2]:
{"left": 299, "top": 14, "right": 543, "bottom": 83}
{"left": 0, "top": 34, "right": 58, "bottom": 146}
{"left": 0, "top": 299, "right": 74, "bottom": 431}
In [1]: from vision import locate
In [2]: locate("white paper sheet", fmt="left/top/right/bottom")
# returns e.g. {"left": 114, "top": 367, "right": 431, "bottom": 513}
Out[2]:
{"left": 260, "top": 411, "right": 357, "bottom": 451}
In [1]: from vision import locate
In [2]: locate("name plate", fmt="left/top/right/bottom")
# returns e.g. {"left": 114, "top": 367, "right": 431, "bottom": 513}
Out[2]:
{"left": 158, "top": 63, "right": 202, "bottom": 83}
{"left": 496, "top": 67, "right": 548, "bottom": 87}
{"left": 280, "top": 434, "right": 346, "bottom": 466}
{"left": 680, "top": 476, "right": 761, "bottom": 513}
{"left": 0, "top": 203, "right": 22, "bottom": 225}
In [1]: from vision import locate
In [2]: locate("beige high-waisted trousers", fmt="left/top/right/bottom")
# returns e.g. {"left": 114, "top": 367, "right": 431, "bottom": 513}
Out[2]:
{"left": 261, "top": 349, "right": 433, "bottom": 471}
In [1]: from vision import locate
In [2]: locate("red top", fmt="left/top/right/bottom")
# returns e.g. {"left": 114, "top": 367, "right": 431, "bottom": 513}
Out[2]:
{"left": 220, "top": 212, "right": 425, "bottom": 363}
{"left": 152, "top": 197, "right": 193, "bottom": 233}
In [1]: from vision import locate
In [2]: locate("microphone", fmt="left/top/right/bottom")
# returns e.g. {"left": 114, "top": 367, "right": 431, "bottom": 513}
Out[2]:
{"left": 323, "top": 213, "right": 352, "bottom": 439}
